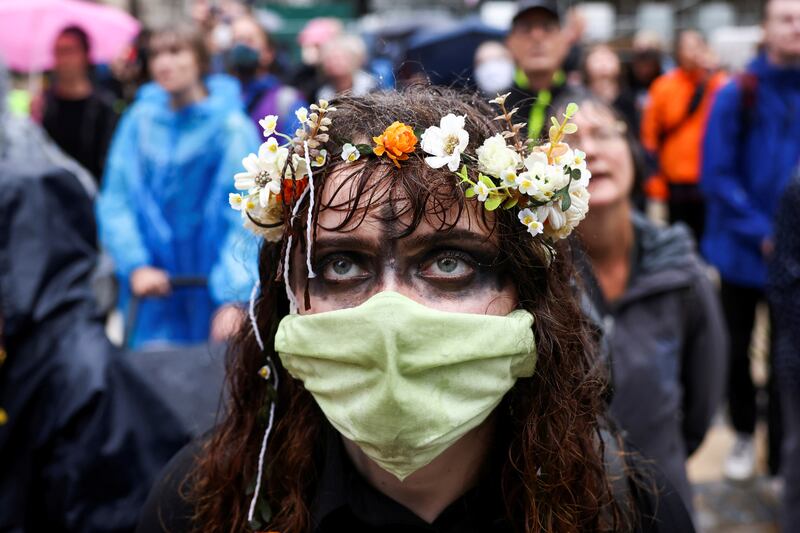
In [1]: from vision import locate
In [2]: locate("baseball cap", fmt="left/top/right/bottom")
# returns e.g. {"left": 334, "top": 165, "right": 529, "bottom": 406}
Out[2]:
{"left": 512, "top": 0, "right": 563, "bottom": 25}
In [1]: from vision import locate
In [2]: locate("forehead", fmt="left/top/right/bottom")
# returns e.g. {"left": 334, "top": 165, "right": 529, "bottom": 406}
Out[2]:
{"left": 149, "top": 34, "right": 193, "bottom": 55}
{"left": 573, "top": 101, "right": 616, "bottom": 126}
{"left": 314, "top": 165, "right": 496, "bottom": 245}
{"left": 767, "top": 0, "right": 800, "bottom": 18}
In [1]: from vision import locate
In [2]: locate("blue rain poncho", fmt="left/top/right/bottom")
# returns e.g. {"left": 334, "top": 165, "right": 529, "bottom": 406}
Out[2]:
{"left": 97, "top": 75, "right": 261, "bottom": 347}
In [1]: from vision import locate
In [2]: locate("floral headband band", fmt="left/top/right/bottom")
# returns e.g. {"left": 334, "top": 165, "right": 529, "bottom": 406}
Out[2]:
{"left": 231, "top": 94, "right": 590, "bottom": 247}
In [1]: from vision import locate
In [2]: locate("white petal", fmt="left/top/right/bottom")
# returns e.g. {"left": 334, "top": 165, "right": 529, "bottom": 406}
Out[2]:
{"left": 234, "top": 174, "right": 256, "bottom": 191}
{"left": 242, "top": 154, "right": 259, "bottom": 174}
{"left": 259, "top": 187, "right": 270, "bottom": 208}
{"left": 425, "top": 155, "right": 449, "bottom": 169}
{"left": 420, "top": 127, "right": 444, "bottom": 155}
{"left": 440, "top": 113, "right": 466, "bottom": 131}
{"left": 446, "top": 154, "right": 461, "bottom": 172}
{"left": 456, "top": 129, "right": 469, "bottom": 152}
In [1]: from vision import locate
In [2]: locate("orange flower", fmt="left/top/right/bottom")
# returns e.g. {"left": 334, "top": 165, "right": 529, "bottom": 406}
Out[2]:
{"left": 276, "top": 177, "right": 308, "bottom": 204}
{"left": 373, "top": 121, "right": 417, "bottom": 167}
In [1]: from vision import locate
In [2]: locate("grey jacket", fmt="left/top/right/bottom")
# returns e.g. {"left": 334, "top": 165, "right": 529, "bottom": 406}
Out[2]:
{"left": 580, "top": 213, "right": 727, "bottom": 509}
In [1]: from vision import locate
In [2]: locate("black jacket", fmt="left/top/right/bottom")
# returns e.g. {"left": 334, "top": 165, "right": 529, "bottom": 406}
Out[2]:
{"left": 0, "top": 159, "right": 189, "bottom": 532}
{"left": 137, "top": 422, "right": 694, "bottom": 533}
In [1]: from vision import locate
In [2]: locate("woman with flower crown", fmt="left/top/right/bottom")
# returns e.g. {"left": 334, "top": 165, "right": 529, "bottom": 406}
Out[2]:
{"left": 137, "top": 87, "right": 693, "bottom": 533}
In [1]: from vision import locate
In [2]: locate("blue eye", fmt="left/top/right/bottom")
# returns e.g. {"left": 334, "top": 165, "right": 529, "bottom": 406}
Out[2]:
{"left": 421, "top": 252, "right": 475, "bottom": 280}
{"left": 321, "top": 255, "right": 368, "bottom": 282}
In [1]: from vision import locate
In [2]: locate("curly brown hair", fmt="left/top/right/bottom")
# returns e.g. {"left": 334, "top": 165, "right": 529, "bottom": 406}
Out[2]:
{"left": 189, "top": 87, "right": 635, "bottom": 532}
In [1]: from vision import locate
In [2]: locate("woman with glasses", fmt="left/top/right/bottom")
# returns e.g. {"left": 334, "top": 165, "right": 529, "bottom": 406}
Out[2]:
{"left": 570, "top": 95, "right": 727, "bottom": 512}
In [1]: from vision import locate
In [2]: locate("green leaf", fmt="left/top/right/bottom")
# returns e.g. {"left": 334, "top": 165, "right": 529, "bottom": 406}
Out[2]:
{"left": 356, "top": 143, "right": 373, "bottom": 154}
{"left": 550, "top": 116, "right": 560, "bottom": 129}
{"left": 565, "top": 102, "right": 579, "bottom": 118}
{"left": 570, "top": 168, "right": 582, "bottom": 181}
{"left": 563, "top": 123, "right": 578, "bottom": 134}
{"left": 465, "top": 186, "right": 476, "bottom": 198}
{"left": 485, "top": 195, "right": 504, "bottom": 211}
{"left": 457, "top": 164, "right": 469, "bottom": 181}
{"left": 560, "top": 190, "right": 572, "bottom": 211}
{"left": 502, "top": 196, "right": 519, "bottom": 209}
{"left": 478, "top": 174, "right": 496, "bottom": 189}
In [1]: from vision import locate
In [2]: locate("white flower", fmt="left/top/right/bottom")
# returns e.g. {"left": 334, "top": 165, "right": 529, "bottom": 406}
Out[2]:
{"left": 288, "top": 153, "right": 306, "bottom": 179}
{"left": 242, "top": 198, "right": 284, "bottom": 242}
{"left": 259, "top": 179, "right": 281, "bottom": 208}
{"left": 500, "top": 167, "right": 517, "bottom": 188}
{"left": 476, "top": 134, "right": 521, "bottom": 178}
{"left": 536, "top": 186, "right": 592, "bottom": 241}
{"left": 260, "top": 137, "right": 281, "bottom": 161}
{"left": 312, "top": 149, "right": 327, "bottom": 167}
{"left": 229, "top": 193, "right": 244, "bottom": 211}
{"left": 420, "top": 114, "right": 470, "bottom": 172}
{"left": 489, "top": 92, "right": 511, "bottom": 106}
{"left": 295, "top": 107, "right": 309, "bottom": 125}
{"left": 518, "top": 208, "right": 544, "bottom": 237}
{"left": 341, "top": 143, "right": 361, "bottom": 162}
{"left": 473, "top": 181, "right": 491, "bottom": 202}
{"left": 515, "top": 172, "right": 538, "bottom": 196}
{"left": 571, "top": 149, "right": 587, "bottom": 169}
{"left": 259, "top": 114, "right": 278, "bottom": 137}
{"left": 522, "top": 151, "right": 570, "bottom": 202}
{"left": 233, "top": 153, "right": 264, "bottom": 190}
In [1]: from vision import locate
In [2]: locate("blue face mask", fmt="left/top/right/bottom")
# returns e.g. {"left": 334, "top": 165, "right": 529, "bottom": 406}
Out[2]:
{"left": 228, "top": 43, "right": 260, "bottom": 76}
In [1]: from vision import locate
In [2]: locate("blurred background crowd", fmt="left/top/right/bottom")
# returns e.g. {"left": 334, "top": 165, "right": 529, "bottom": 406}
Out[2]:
{"left": 0, "top": 0, "right": 799, "bottom": 531}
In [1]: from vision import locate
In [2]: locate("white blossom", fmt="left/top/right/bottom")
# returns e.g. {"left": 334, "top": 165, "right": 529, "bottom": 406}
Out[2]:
{"left": 420, "top": 114, "right": 470, "bottom": 172}
{"left": 259, "top": 114, "right": 278, "bottom": 137}
{"left": 476, "top": 134, "right": 521, "bottom": 178}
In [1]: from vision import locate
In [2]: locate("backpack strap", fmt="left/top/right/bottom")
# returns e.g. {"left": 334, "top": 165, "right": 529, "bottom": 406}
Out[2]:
{"left": 736, "top": 72, "right": 758, "bottom": 130}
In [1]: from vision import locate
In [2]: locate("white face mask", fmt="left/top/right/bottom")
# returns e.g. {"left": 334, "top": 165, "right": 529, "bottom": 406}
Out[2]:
{"left": 474, "top": 59, "right": 516, "bottom": 95}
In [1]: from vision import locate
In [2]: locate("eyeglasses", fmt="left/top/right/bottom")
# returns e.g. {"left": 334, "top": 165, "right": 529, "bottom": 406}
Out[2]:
{"left": 571, "top": 121, "right": 627, "bottom": 147}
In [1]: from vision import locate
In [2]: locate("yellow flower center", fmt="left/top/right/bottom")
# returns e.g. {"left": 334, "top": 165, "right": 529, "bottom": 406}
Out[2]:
{"left": 443, "top": 134, "right": 460, "bottom": 155}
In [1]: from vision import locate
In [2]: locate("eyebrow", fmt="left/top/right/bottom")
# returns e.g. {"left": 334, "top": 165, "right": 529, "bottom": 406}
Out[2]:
{"left": 399, "top": 228, "right": 499, "bottom": 254}
{"left": 313, "top": 234, "right": 384, "bottom": 254}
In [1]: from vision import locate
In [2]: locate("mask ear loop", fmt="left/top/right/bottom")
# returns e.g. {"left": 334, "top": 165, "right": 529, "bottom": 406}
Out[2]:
{"left": 246, "top": 279, "right": 280, "bottom": 525}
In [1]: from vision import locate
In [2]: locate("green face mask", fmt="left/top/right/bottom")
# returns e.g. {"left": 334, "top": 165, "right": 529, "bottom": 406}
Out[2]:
{"left": 274, "top": 291, "right": 537, "bottom": 480}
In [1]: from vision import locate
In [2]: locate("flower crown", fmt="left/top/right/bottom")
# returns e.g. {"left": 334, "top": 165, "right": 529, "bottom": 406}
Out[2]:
{"left": 230, "top": 94, "right": 591, "bottom": 248}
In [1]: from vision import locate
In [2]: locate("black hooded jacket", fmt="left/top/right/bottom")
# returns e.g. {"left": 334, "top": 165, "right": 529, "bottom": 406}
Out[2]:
{"left": 0, "top": 156, "right": 189, "bottom": 530}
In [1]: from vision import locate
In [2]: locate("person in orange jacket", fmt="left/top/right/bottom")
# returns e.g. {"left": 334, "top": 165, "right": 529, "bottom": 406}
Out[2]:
{"left": 641, "top": 30, "right": 726, "bottom": 242}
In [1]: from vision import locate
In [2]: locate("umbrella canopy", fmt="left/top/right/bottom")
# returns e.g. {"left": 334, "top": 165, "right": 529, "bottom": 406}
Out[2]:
{"left": 405, "top": 17, "right": 505, "bottom": 89}
{"left": 0, "top": 0, "right": 140, "bottom": 72}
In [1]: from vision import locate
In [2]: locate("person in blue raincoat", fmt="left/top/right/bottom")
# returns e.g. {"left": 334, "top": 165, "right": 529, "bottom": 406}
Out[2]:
{"left": 700, "top": 0, "right": 800, "bottom": 480}
{"left": 97, "top": 25, "right": 261, "bottom": 348}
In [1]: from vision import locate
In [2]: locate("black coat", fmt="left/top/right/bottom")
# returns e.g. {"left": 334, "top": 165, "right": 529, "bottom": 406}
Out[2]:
{"left": 0, "top": 159, "right": 189, "bottom": 532}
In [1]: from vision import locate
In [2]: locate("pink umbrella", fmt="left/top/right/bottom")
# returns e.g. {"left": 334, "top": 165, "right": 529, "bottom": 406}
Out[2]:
{"left": 0, "top": 0, "right": 140, "bottom": 72}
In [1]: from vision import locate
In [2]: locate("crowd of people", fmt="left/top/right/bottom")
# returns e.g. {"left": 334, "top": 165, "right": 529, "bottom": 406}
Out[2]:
{"left": 1, "top": 0, "right": 800, "bottom": 531}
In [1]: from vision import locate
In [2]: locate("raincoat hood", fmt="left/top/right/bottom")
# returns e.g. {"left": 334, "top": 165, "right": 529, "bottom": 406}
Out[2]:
{"left": 622, "top": 212, "right": 701, "bottom": 305}
{"left": 0, "top": 161, "right": 97, "bottom": 340}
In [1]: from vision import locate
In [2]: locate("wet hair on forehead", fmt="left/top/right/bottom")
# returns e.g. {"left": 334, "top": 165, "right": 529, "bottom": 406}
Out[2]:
{"left": 290, "top": 88, "right": 505, "bottom": 248}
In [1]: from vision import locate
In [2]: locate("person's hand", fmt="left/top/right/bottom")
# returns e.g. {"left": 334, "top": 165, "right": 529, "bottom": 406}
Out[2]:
{"left": 130, "top": 267, "right": 171, "bottom": 297}
{"left": 210, "top": 304, "right": 245, "bottom": 343}
{"left": 762, "top": 238, "right": 775, "bottom": 259}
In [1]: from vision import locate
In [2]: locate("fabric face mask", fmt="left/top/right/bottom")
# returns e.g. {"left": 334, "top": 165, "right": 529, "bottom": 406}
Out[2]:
{"left": 274, "top": 291, "right": 537, "bottom": 480}
{"left": 474, "top": 59, "right": 516, "bottom": 95}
